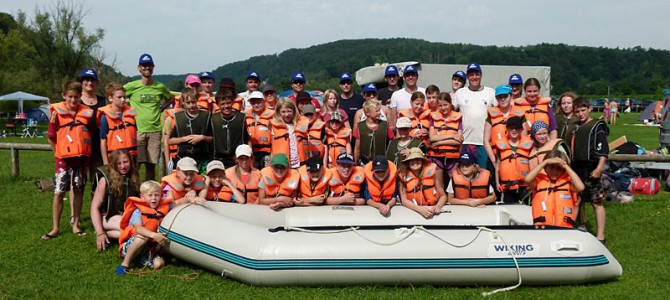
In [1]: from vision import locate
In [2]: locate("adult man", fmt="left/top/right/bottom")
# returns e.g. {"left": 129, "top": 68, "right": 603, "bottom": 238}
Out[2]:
{"left": 124, "top": 53, "right": 172, "bottom": 181}
{"left": 287, "top": 72, "right": 321, "bottom": 110}
{"left": 377, "top": 65, "right": 401, "bottom": 105}
{"left": 509, "top": 73, "right": 523, "bottom": 99}
{"left": 453, "top": 62, "right": 496, "bottom": 168}
{"left": 238, "top": 71, "right": 261, "bottom": 110}
{"left": 337, "top": 72, "right": 365, "bottom": 128}
{"left": 390, "top": 65, "right": 425, "bottom": 122}
{"left": 262, "top": 84, "right": 278, "bottom": 110}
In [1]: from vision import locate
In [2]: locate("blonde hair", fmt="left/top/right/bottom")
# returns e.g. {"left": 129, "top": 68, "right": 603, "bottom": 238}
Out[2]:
{"left": 140, "top": 180, "right": 161, "bottom": 195}
{"left": 322, "top": 89, "right": 339, "bottom": 114}
{"left": 272, "top": 98, "right": 298, "bottom": 125}
{"left": 362, "top": 99, "right": 381, "bottom": 114}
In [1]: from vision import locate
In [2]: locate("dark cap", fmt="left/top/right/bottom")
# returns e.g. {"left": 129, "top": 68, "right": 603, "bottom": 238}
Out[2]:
{"left": 371, "top": 155, "right": 389, "bottom": 172}
{"left": 506, "top": 116, "right": 524, "bottom": 129}
{"left": 457, "top": 152, "right": 477, "bottom": 164}
{"left": 296, "top": 91, "right": 311, "bottom": 102}
{"left": 219, "top": 77, "right": 235, "bottom": 89}
{"left": 336, "top": 153, "right": 355, "bottom": 165}
{"left": 305, "top": 155, "right": 323, "bottom": 172}
{"left": 262, "top": 84, "right": 276, "bottom": 93}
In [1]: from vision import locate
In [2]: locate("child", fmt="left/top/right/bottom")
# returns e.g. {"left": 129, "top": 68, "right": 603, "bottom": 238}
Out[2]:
{"left": 387, "top": 117, "right": 425, "bottom": 166}
{"left": 424, "top": 85, "right": 440, "bottom": 113}
{"left": 98, "top": 83, "right": 138, "bottom": 165}
{"left": 447, "top": 152, "right": 496, "bottom": 207}
{"left": 258, "top": 154, "right": 300, "bottom": 210}
{"left": 354, "top": 100, "right": 394, "bottom": 164}
{"left": 327, "top": 154, "right": 367, "bottom": 205}
{"left": 42, "top": 81, "right": 94, "bottom": 240}
{"left": 494, "top": 116, "right": 533, "bottom": 203}
{"left": 364, "top": 156, "right": 398, "bottom": 216}
{"left": 226, "top": 145, "right": 262, "bottom": 204}
{"left": 568, "top": 97, "right": 609, "bottom": 243}
{"left": 428, "top": 92, "right": 463, "bottom": 188}
{"left": 161, "top": 157, "right": 207, "bottom": 204}
{"left": 296, "top": 155, "right": 331, "bottom": 206}
{"left": 245, "top": 91, "right": 275, "bottom": 169}
{"left": 484, "top": 84, "right": 526, "bottom": 167}
{"left": 399, "top": 148, "right": 447, "bottom": 218}
{"left": 525, "top": 150, "right": 584, "bottom": 228}
{"left": 300, "top": 104, "right": 326, "bottom": 162}
{"left": 168, "top": 88, "right": 212, "bottom": 173}
{"left": 198, "top": 72, "right": 217, "bottom": 111}
{"left": 203, "top": 160, "right": 245, "bottom": 203}
{"left": 211, "top": 89, "right": 249, "bottom": 168}
{"left": 320, "top": 89, "right": 350, "bottom": 128}
{"left": 398, "top": 91, "right": 430, "bottom": 142}
{"left": 162, "top": 94, "right": 185, "bottom": 174}
{"left": 324, "top": 111, "right": 352, "bottom": 168}
{"left": 270, "top": 99, "right": 309, "bottom": 169}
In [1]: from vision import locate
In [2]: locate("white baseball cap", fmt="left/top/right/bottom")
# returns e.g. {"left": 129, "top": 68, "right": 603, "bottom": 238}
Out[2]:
{"left": 236, "top": 144, "right": 253, "bottom": 158}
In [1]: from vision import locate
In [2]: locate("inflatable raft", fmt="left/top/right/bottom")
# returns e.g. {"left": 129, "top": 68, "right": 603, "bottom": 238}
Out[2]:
{"left": 159, "top": 203, "right": 622, "bottom": 286}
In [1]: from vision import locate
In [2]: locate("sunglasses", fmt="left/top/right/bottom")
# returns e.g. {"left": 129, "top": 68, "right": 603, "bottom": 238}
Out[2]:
{"left": 292, "top": 81, "right": 305, "bottom": 85}
{"left": 340, "top": 81, "right": 353, "bottom": 85}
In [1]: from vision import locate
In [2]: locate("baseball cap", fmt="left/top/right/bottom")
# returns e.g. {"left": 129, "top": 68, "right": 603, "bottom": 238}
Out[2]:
{"left": 206, "top": 160, "right": 226, "bottom": 174}
{"left": 271, "top": 153, "right": 289, "bottom": 167}
{"left": 246, "top": 71, "right": 260, "bottom": 81}
{"left": 176, "top": 157, "right": 198, "bottom": 172}
{"left": 199, "top": 72, "right": 215, "bottom": 81}
{"left": 336, "top": 153, "right": 356, "bottom": 165}
{"left": 495, "top": 84, "right": 513, "bottom": 96}
{"left": 79, "top": 68, "right": 98, "bottom": 81}
{"left": 452, "top": 70, "right": 466, "bottom": 82}
{"left": 249, "top": 91, "right": 264, "bottom": 100}
{"left": 403, "top": 65, "right": 418, "bottom": 75}
{"left": 339, "top": 73, "right": 353, "bottom": 83}
{"left": 385, "top": 65, "right": 399, "bottom": 76}
{"left": 509, "top": 73, "right": 523, "bottom": 85}
{"left": 296, "top": 91, "right": 311, "bottom": 102}
{"left": 262, "top": 84, "right": 276, "bottom": 93}
{"left": 362, "top": 83, "right": 377, "bottom": 93}
{"left": 329, "top": 111, "right": 344, "bottom": 122}
{"left": 305, "top": 155, "right": 323, "bottom": 172}
{"left": 291, "top": 72, "right": 306, "bottom": 82}
{"left": 302, "top": 104, "right": 316, "bottom": 115}
{"left": 371, "top": 156, "right": 389, "bottom": 172}
{"left": 466, "top": 62, "right": 481, "bottom": 73}
{"left": 457, "top": 152, "right": 476, "bottom": 164}
{"left": 185, "top": 74, "right": 202, "bottom": 85}
{"left": 219, "top": 77, "right": 235, "bottom": 89}
{"left": 235, "top": 144, "right": 252, "bottom": 158}
{"left": 506, "top": 116, "right": 524, "bottom": 129}
{"left": 396, "top": 116, "right": 412, "bottom": 129}
{"left": 138, "top": 53, "right": 154, "bottom": 65}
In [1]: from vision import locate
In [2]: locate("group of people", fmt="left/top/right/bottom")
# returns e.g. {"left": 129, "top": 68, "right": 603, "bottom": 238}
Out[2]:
{"left": 41, "top": 53, "right": 610, "bottom": 275}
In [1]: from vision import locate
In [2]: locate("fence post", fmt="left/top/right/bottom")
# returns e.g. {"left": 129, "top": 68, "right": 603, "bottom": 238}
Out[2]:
{"left": 10, "top": 143, "right": 19, "bottom": 177}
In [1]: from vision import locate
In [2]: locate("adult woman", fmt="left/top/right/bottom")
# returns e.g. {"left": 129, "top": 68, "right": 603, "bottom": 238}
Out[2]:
{"left": 320, "top": 89, "right": 350, "bottom": 128}
{"left": 609, "top": 99, "right": 618, "bottom": 126}
{"left": 90, "top": 149, "right": 140, "bottom": 251}
{"left": 78, "top": 68, "right": 106, "bottom": 172}
{"left": 514, "top": 78, "right": 558, "bottom": 140}
{"left": 555, "top": 92, "right": 578, "bottom": 140}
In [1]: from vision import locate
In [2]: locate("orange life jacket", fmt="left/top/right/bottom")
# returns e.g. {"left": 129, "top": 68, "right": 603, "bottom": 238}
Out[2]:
{"left": 260, "top": 167, "right": 300, "bottom": 198}
{"left": 50, "top": 102, "right": 93, "bottom": 159}
{"left": 245, "top": 108, "right": 274, "bottom": 153}
{"left": 401, "top": 163, "right": 439, "bottom": 205}
{"left": 325, "top": 126, "right": 351, "bottom": 165}
{"left": 399, "top": 109, "right": 431, "bottom": 142}
{"left": 225, "top": 166, "right": 261, "bottom": 204}
{"left": 451, "top": 168, "right": 491, "bottom": 200}
{"left": 205, "top": 185, "right": 234, "bottom": 202}
{"left": 428, "top": 110, "right": 462, "bottom": 158}
{"left": 487, "top": 106, "right": 525, "bottom": 145}
{"left": 529, "top": 138, "right": 571, "bottom": 173}
{"left": 232, "top": 96, "right": 244, "bottom": 112}
{"left": 174, "top": 93, "right": 215, "bottom": 112}
{"left": 164, "top": 108, "right": 182, "bottom": 159}
{"left": 328, "top": 166, "right": 365, "bottom": 197}
{"left": 364, "top": 160, "right": 397, "bottom": 203}
{"left": 118, "top": 196, "right": 170, "bottom": 252}
{"left": 514, "top": 97, "right": 552, "bottom": 130}
{"left": 97, "top": 104, "right": 138, "bottom": 155}
{"left": 496, "top": 136, "right": 533, "bottom": 191}
{"left": 160, "top": 172, "right": 206, "bottom": 202}
{"left": 270, "top": 117, "right": 310, "bottom": 162}
{"left": 298, "top": 166, "right": 332, "bottom": 198}
{"left": 300, "top": 119, "right": 326, "bottom": 161}
{"left": 532, "top": 173, "right": 578, "bottom": 228}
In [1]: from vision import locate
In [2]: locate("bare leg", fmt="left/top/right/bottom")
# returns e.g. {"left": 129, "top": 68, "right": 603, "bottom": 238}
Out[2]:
{"left": 121, "top": 236, "right": 148, "bottom": 267}
{"left": 593, "top": 202, "right": 606, "bottom": 241}
{"left": 47, "top": 193, "right": 65, "bottom": 237}
{"left": 103, "top": 215, "right": 122, "bottom": 239}
{"left": 71, "top": 188, "right": 85, "bottom": 234}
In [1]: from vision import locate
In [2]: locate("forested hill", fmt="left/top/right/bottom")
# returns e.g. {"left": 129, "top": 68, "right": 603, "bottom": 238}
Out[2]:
{"left": 155, "top": 38, "right": 670, "bottom": 98}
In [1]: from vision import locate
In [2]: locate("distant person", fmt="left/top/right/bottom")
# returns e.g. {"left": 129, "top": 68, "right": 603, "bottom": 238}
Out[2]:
{"left": 624, "top": 98, "right": 631, "bottom": 113}
{"left": 453, "top": 62, "right": 496, "bottom": 168}
{"left": 124, "top": 53, "right": 173, "bottom": 181}
{"left": 390, "top": 65, "right": 425, "bottom": 121}
{"left": 450, "top": 70, "right": 466, "bottom": 100}
{"left": 603, "top": 99, "right": 610, "bottom": 124}
{"left": 514, "top": 78, "right": 558, "bottom": 139}
{"left": 377, "top": 65, "right": 401, "bottom": 105}
{"left": 508, "top": 73, "right": 523, "bottom": 99}
{"left": 609, "top": 99, "right": 618, "bottom": 126}
{"left": 238, "top": 71, "right": 261, "bottom": 110}
{"left": 337, "top": 72, "right": 365, "bottom": 128}
{"left": 555, "top": 92, "right": 578, "bottom": 140}
{"left": 78, "top": 68, "right": 106, "bottom": 182}
{"left": 287, "top": 72, "right": 321, "bottom": 110}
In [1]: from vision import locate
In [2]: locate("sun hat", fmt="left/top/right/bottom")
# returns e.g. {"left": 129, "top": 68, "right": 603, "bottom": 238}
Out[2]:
{"left": 402, "top": 147, "right": 428, "bottom": 162}
{"left": 396, "top": 116, "right": 412, "bottom": 129}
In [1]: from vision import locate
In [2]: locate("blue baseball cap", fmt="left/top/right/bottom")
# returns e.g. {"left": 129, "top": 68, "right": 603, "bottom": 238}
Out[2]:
{"left": 339, "top": 72, "right": 353, "bottom": 83}
{"left": 336, "top": 153, "right": 355, "bottom": 165}
{"left": 385, "top": 65, "right": 399, "bottom": 76}
{"left": 199, "top": 72, "right": 215, "bottom": 81}
{"left": 79, "top": 68, "right": 98, "bottom": 81}
{"left": 291, "top": 72, "right": 306, "bottom": 82}
{"left": 246, "top": 71, "right": 260, "bottom": 81}
{"left": 466, "top": 62, "right": 481, "bottom": 73}
{"left": 457, "top": 152, "right": 477, "bottom": 164}
{"left": 138, "top": 53, "right": 154, "bottom": 65}
{"left": 403, "top": 65, "right": 418, "bottom": 75}
{"left": 452, "top": 70, "right": 466, "bottom": 82}
{"left": 508, "top": 73, "right": 523, "bottom": 85}
{"left": 495, "top": 84, "right": 513, "bottom": 96}
{"left": 362, "top": 83, "right": 378, "bottom": 93}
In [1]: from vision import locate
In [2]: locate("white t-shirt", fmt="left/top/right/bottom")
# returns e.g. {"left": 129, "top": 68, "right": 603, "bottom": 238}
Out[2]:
{"left": 238, "top": 91, "right": 252, "bottom": 110}
{"left": 453, "top": 86, "right": 496, "bottom": 145}
{"left": 389, "top": 87, "right": 426, "bottom": 111}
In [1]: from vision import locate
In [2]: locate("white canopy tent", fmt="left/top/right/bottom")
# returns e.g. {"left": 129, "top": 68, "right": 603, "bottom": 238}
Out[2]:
{"left": 0, "top": 91, "right": 50, "bottom": 113}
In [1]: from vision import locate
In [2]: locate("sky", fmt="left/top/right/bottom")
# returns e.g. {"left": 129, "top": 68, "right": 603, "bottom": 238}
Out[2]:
{"left": 3, "top": 0, "right": 670, "bottom": 76}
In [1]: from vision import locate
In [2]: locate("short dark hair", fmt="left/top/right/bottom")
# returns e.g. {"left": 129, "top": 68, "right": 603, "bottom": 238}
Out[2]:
{"left": 215, "top": 89, "right": 235, "bottom": 103}
{"left": 425, "top": 85, "right": 440, "bottom": 95}
{"left": 573, "top": 97, "right": 590, "bottom": 109}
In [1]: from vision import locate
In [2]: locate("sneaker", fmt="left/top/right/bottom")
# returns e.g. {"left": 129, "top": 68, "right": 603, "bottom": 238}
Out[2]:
{"left": 115, "top": 265, "right": 128, "bottom": 275}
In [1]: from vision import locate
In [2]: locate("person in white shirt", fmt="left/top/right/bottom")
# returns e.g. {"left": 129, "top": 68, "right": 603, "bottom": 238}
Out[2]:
{"left": 390, "top": 65, "right": 425, "bottom": 121}
{"left": 238, "top": 71, "right": 261, "bottom": 110}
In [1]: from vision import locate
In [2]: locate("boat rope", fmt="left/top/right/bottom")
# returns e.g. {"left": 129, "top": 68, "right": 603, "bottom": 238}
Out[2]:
{"left": 284, "top": 226, "right": 361, "bottom": 234}
{"left": 479, "top": 227, "right": 523, "bottom": 297}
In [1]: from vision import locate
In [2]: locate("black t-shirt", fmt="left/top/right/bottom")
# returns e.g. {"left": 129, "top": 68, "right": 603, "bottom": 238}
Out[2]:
{"left": 339, "top": 93, "right": 365, "bottom": 128}
{"left": 80, "top": 95, "right": 107, "bottom": 161}
{"left": 377, "top": 88, "right": 397, "bottom": 106}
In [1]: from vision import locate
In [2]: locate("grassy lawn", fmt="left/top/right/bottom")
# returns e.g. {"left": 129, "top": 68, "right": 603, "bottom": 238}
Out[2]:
{"left": 0, "top": 112, "right": 668, "bottom": 299}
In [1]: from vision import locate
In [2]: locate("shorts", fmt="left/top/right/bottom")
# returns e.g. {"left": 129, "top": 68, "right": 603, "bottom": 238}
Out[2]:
{"left": 137, "top": 132, "right": 161, "bottom": 164}
{"left": 120, "top": 235, "right": 163, "bottom": 267}
{"left": 580, "top": 177, "right": 605, "bottom": 205}
{"left": 54, "top": 158, "right": 87, "bottom": 194}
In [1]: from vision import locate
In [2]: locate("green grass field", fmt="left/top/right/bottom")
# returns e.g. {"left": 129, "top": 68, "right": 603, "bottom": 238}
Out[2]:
{"left": 0, "top": 112, "right": 668, "bottom": 299}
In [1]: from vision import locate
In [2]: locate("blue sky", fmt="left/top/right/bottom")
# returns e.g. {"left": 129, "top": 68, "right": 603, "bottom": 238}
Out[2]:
{"left": 3, "top": 0, "right": 669, "bottom": 76}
